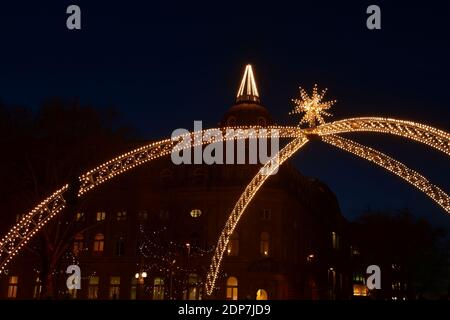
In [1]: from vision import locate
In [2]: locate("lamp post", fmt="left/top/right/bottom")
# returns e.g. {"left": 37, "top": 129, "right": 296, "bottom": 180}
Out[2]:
{"left": 186, "top": 243, "right": 191, "bottom": 265}
{"left": 135, "top": 271, "right": 147, "bottom": 300}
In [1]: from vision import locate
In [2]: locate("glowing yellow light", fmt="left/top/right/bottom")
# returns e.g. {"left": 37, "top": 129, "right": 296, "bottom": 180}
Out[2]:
{"left": 237, "top": 64, "right": 259, "bottom": 99}
{"left": 0, "top": 113, "right": 449, "bottom": 294}
{"left": 290, "top": 84, "right": 336, "bottom": 127}
{"left": 322, "top": 134, "right": 450, "bottom": 213}
{"left": 205, "top": 134, "right": 309, "bottom": 295}
{"left": 315, "top": 117, "right": 450, "bottom": 156}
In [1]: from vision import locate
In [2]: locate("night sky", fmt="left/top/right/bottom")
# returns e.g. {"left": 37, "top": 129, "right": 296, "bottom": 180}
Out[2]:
{"left": 1, "top": 1, "right": 449, "bottom": 227}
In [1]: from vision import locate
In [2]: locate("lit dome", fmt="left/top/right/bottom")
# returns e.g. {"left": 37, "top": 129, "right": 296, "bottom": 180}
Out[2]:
{"left": 220, "top": 64, "right": 273, "bottom": 127}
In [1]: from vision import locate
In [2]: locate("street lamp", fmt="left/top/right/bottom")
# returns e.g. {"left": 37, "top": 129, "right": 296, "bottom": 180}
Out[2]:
{"left": 186, "top": 243, "right": 191, "bottom": 266}
{"left": 135, "top": 271, "right": 147, "bottom": 299}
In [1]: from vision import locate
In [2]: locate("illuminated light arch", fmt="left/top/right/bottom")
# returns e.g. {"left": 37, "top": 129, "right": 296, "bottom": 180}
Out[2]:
{"left": 0, "top": 185, "right": 68, "bottom": 271}
{"left": 205, "top": 134, "right": 310, "bottom": 295}
{"left": 0, "top": 117, "right": 449, "bottom": 294}
{"left": 0, "top": 126, "right": 297, "bottom": 273}
{"left": 205, "top": 121, "right": 450, "bottom": 295}
{"left": 78, "top": 126, "right": 300, "bottom": 195}
{"left": 314, "top": 117, "right": 450, "bottom": 156}
{"left": 321, "top": 135, "right": 450, "bottom": 213}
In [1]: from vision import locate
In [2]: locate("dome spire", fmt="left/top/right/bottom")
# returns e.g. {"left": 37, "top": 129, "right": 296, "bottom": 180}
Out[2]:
{"left": 236, "top": 64, "right": 260, "bottom": 104}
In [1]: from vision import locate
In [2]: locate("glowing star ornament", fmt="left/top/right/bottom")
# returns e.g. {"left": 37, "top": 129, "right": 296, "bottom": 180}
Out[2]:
{"left": 290, "top": 84, "right": 336, "bottom": 127}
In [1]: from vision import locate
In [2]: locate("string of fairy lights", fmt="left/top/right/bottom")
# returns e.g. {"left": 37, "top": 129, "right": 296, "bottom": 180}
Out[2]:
{"left": 290, "top": 84, "right": 336, "bottom": 127}
{"left": 314, "top": 117, "right": 450, "bottom": 156}
{"left": 0, "top": 83, "right": 449, "bottom": 297}
{"left": 135, "top": 224, "right": 215, "bottom": 297}
{"left": 205, "top": 135, "right": 309, "bottom": 295}
{"left": 322, "top": 134, "right": 450, "bottom": 213}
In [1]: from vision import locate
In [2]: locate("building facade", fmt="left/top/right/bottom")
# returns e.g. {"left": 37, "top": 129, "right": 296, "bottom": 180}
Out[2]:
{"left": 1, "top": 65, "right": 352, "bottom": 300}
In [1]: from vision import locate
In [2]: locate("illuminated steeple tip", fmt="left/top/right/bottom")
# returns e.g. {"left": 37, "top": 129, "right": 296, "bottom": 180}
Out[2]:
{"left": 236, "top": 64, "right": 260, "bottom": 104}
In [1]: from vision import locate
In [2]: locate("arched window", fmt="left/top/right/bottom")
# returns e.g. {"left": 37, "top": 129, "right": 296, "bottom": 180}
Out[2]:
{"left": 109, "top": 277, "right": 120, "bottom": 299}
{"left": 130, "top": 277, "right": 137, "bottom": 300}
{"left": 153, "top": 277, "right": 165, "bottom": 300}
{"left": 190, "top": 209, "right": 202, "bottom": 218}
{"left": 73, "top": 233, "right": 84, "bottom": 256}
{"left": 331, "top": 232, "right": 340, "bottom": 249}
{"left": 7, "top": 276, "right": 18, "bottom": 299}
{"left": 256, "top": 289, "right": 268, "bottom": 300}
{"left": 188, "top": 273, "right": 200, "bottom": 300}
{"left": 93, "top": 233, "right": 105, "bottom": 253}
{"left": 88, "top": 276, "right": 99, "bottom": 299}
{"left": 226, "top": 276, "right": 238, "bottom": 300}
{"left": 227, "top": 232, "right": 239, "bottom": 256}
{"left": 260, "top": 232, "right": 270, "bottom": 257}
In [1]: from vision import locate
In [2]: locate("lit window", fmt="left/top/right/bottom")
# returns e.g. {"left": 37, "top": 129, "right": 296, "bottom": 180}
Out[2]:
{"left": 153, "top": 277, "right": 165, "bottom": 300}
{"left": 109, "top": 277, "right": 120, "bottom": 299}
{"left": 130, "top": 277, "right": 137, "bottom": 300}
{"left": 260, "top": 232, "right": 270, "bottom": 257}
{"left": 392, "top": 281, "right": 401, "bottom": 290}
{"left": 260, "top": 209, "right": 271, "bottom": 220}
{"left": 96, "top": 211, "right": 106, "bottom": 221}
{"left": 116, "top": 211, "right": 127, "bottom": 221}
{"left": 33, "top": 277, "right": 42, "bottom": 299}
{"left": 307, "top": 254, "right": 314, "bottom": 262}
{"left": 331, "top": 232, "right": 340, "bottom": 250}
{"left": 115, "top": 237, "right": 125, "bottom": 256}
{"left": 88, "top": 276, "right": 99, "bottom": 299}
{"left": 93, "top": 233, "right": 105, "bottom": 253}
{"left": 350, "top": 245, "right": 360, "bottom": 256}
{"left": 226, "top": 277, "right": 238, "bottom": 300}
{"left": 353, "top": 284, "right": 369, "bottom": 296}
{"left": 353, "top": 273, "right": 365, "bottom": 283}
{"left": 73, "top": 233, "right": 84, "bottom": 256}
{"left": 67, "top": 287, "right": 77, "bottom": 299}
{"left": 7, "top": 276, "right": 19, "bottom": 299}
{"left": 76, "top": 212, "right": 85, "bottom": 222}
{"left": 190, "top": 209, "right": 202, "bottom": 218}
{"left": 188, "top": 273, "right": 200, "bottom": 300}
{"left": 227, "top": 232, "right": 239, "bottom": 256}
{"left": 328, "top": 268, "right": 336, "bottom": 299}
{"left": 256, "top": 289, "right": 268, "bottom": 300}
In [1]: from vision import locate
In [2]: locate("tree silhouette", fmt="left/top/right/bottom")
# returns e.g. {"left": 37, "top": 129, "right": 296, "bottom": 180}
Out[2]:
{"left": 352, "top": 209, "right": 449, "bottom": 299}
{"left": 0, "top": 99, "right": 135, "bottom": 298}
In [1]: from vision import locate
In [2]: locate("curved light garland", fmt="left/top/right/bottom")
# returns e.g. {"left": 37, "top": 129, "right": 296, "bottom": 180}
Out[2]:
{"left": 204, "top": 131, "right": 450, "bottom": 295}
{"left": 205, "top": 134, "right": 309, "bottom": 295}
{"left": 322, "top": 135, "right": 450, "bottom": 213}
{"left": 314, "top": 117, "right": 450, "bottom": 156}
{"left": 0, "top": 127, "right": 291, "bottom": 273}
{"left": 0, "top": 118, "right": 449, "bottom": 298}
{"left": 79, "top": 126, "right": 299, "bottom": 195}
{"left": 0, "top": 185, "right": 68, "bottom": 273}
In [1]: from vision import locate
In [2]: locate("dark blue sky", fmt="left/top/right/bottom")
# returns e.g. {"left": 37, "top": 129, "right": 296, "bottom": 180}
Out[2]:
{"left": 1, "top": 1, "right": 449, "bottom": 227}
